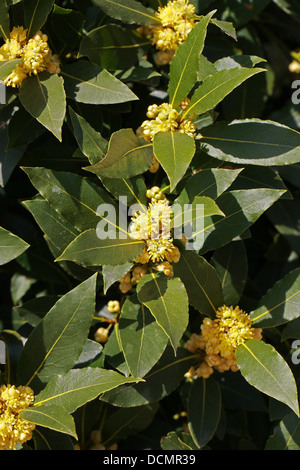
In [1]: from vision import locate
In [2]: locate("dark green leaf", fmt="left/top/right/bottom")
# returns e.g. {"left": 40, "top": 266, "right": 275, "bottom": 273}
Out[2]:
{"left": 17, "top": 274, "right": 97, "bottom": 391}
{"left": 52, "top": 5, "right": 84, "bottom": 45}
{"left": 92, "top": 0, "right": 159, "bottom": 25}
{"left": 19, "top": 72, "right": 66, "bottom": 141}
{"left": 20, "top": 403, "right": 77, "bottom": 438}
{"left": 265, "top": 413, "right": 300, "bottom": 450}
{"left": 236, "top": 339, "right": 299, "bottom": 416}
{"left": 136, "top": 271, "right": 189, "bottom": 352}
{"left": 200, "top": 119, "right": 300, "bottom": 166}
{"left": 24, "top": 0, "right": 55, "bottom": 38}
{"left": 188, "top": 377, "right": 221, "bottom": 448}
{"left": 250, "top": 268, "right": 300, "bottom": 328}
{"left": 0, "top": 226, "right": 29, "bottom": 265}
{"left": 173, "top": 250, "right": 224, "bottom": 318}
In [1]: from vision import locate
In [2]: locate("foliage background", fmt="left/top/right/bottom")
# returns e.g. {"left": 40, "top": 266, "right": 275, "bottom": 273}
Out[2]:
{"left": 1, "top": 0, "right": 300, "bottom": 451}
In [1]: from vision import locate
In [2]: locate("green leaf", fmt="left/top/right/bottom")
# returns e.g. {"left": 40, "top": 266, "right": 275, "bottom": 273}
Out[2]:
{"left": 175, "top": 168, "right": 242, "bottom": 205}
{"left": 173, "top": 250, "right": 224, "bottom": 318}
{"left": 79, "top": 24, "right": 150, "bottom": 71}
{"left": 84, "top": 128, "right": 153, "bottom": 179}
{"left": 19, "top": 72, "right": 66, "bottom": 141}
{"left": 22, "top": 167, "right": 116, "bottom": 232}
{"left": 211, "top": 240, "right": 248, "bottom": 305}
{"left": 210, "top": 18, "right": 237, "bottom": 40}
{"left": 57, "top": 230, "right": 145, "bottom": 267}
{"left": 236, "top": 339, "right": 299, "bottom": 416}
{"left": 153, "top": 131, "right": 196, "bottom": 192}
{"left": 62, "top": 61, "right": 138, "bottom": 105}
{"left": 23, "top": 198, "right": 80, "bottom": 254}
{"left": 183, "top": 67, "right": 264, "bottom": 118}
{"left": 102, "top": 262, "right": 133, "bottom": 293}
{"left": 101, "top": 346, "right": 197, "bottom": 407}
{"left": 0, "top": 226, "right": 29, "bottom": 266}
{"left": 168, "top": 11, "right": 216, "bottom": 109}
{"left": 52, "top": 5, "right": 84, "bottom": 46}
{"left": 16, "top": 274, "right": 97, "bottom": 391}
{"left": 92, "top": 0, "right": 159, "bottom": 25}
{"left": 100, "top": 175, "right": 148, "bottom": 208}
{"left": 118, "top": 293, "right": 169, "bottom": 377}
{"left": 188, "top": 377, "right": 221, "bottom": 448}
{"left": 7, "top": 106, "right": 45, "bottom": 150}
{"left": 199, "top": 119, "right": 300, "bottom": 166}
{"left": 24, "top": 0, "right": 55, "bottom": 39}
{"left": 161, "top": 432, "right": 199, "bottom": 450}
{"left": 0, "top": 59, "right": 23, "bottom": 80}
{"left": 0, "top": 2, "right": 10, "bottom": 40}
{"left": 199, "top": 189, "right": 286, "bottom": 254}
{"left": 20, "top": 403, "right": 77, "bottom": 439}
{"left": 33, "top": 367, "right": 142, "bottom": 413}
{"left": 32, "top": 427, "right": 74, "bottom": 450}
{"left": 265, "top": 413, "right": 300, "bottom": 450}
{"left": 250, "top": 268, "right": 300, "bottom": 328}
{"left": 136, "top": 271, "right": 189, "bottom": 352}
{"left": 69, "top": 107, "right": 108, "bottom": 165}
{"left": 13, "top": 295, "right": 59, "bottom": 327}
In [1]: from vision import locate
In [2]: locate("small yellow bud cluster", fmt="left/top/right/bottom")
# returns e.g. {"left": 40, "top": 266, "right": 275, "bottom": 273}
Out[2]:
{"left": 107, "top": 300, "right": 120, "bottom": 314}
{"left": 141, "top": 103, "right": 196, "bottom": 141}
{"left": 0, "top": 384, "right": 35, "bottom": 450}
{"left": 184, "top": 305, "right": 263, "bottom": 380}
{"left": 0, "top": 26, "right": 60, "bottom": 87}
{"left": 155, "top": 260, "right": 174, "bottom": 277}
{"left": 118, "top": 264, "right": 148, "bottom": 293}
{"left": 146, "top": 186, "right": 167, "bottom": 203}
{"left": 94, "top": 327, "right": 109, "bottom": 343}
{"left": 289, "top": 60, "right": 300, "bottom": 74}
{"left": 151, "top": 0, "right": 196, "bottom": 52}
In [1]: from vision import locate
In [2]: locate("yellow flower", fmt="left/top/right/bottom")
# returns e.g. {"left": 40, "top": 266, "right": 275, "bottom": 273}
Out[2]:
{"left": 184, "top": 305, "right": 263, "bottom": 379}
{"left": 201, "top": 305, "right": 262, "bottom": 359}
{"left": 0, "top": 385, "right": 35, "bottom": 450}
{"left": 151, "top": 0, "right": 196, "bottom": 52}
{"left": 0, "top": 26, "right": 60, "bottom": 88}
{"left": 140, "top": 102, "right": 196, "bottom": 141}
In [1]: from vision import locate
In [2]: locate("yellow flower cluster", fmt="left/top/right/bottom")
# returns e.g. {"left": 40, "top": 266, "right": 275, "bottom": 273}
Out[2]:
{"left": 184, "top": 305, "right": 263, "bottom": 380}
{"left": 0, "top": 384, "right": 35, "bottom": 450}
{"left": 0, "top": 26, "right": 60, "bottom": 87}
{"left": 151, "top": 0, "right": 196, "bottom": 52}
{"left": 141, "top": 103, "right": 196, "bottom": 141}
{"left": 119, "top": 193, "right": 181, "bottom": 292}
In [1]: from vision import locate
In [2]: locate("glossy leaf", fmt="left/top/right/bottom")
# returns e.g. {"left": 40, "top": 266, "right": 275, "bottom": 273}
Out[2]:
{"left": 161, "top": 432, "right": 199, "bottom": 450}
{"left": 265, "top": 413, "right": 300, "bottom": 450}
{"left": 62, "top": 61, "right": 138, "bottom": 105}
{"left": 33, "top": 367, "right": 142, "bottom": 413}
{"left": 16, "top": 274, "right": 97, "bottom": 391}
{"left": 250, "top": 268, "right": 300, "bottom": 328}
{"left": 0, "top": 226, "right": 29, "bottom": 266}
{"left": 0, "top": 2, "right": 10, "bottom": 40}
{"left": 57, "top": 230, "right": 145, "bottom": 267}
{"left": 168, "top": 11, "right": 216, "bottom": 109}
{"left": 92, "top": 0, "right": 159, "bottom": 25}
{"left": 0, "top": 59, "right": 22, "bottom": 80}
{"left": 199, "top": 189, "right": 286, "bottom": 254}
{"left": 175, "top": 168, "right": 242, "bottom": 205}
{"left": 188, "top": 377, "right": 221, "bottom": 448}
{"left": 183, "top": 67, "right": 264, "bottom": 118}
{"left": 24, "top": 0, "right": 55, "bottom": 38}
{"left": 69, "top": 107, "right": 108, "bottom": 165}
{"left": 20, "top": 403, "right": 77, "bottom": 438}
{"left": 236, "top": 339, "right": 299, "bottom": 416}
{"left": 153, "top": 131, "right": 196, "bottom": 192}
{"left": 84, "top": 128, "right": 153, "bottom": 179}
{"left": 79, "top": 24, "right": 150, "bottom": 71}
{"left": 173, "top": 250, "right": 224, "bottom": 318}
{"left": 101, "top": 346, "right": 197, "bottom": 407}
{"left": 19, "top": 72, "right": 66, "bottom": 141}
{"left": 136, "top": 271, "right": 189, "bottom": 352}
{"left": 102, "top": 263, "right": 133, "bottom": 294}
{"left": 200, "top": 119, "right": 300, "bottom": 166}
{"left": 118, "top": 293, "right": 169, "bottom": 377}
{"left": 22, "top": 167, "right": 116, "bottom": 232}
